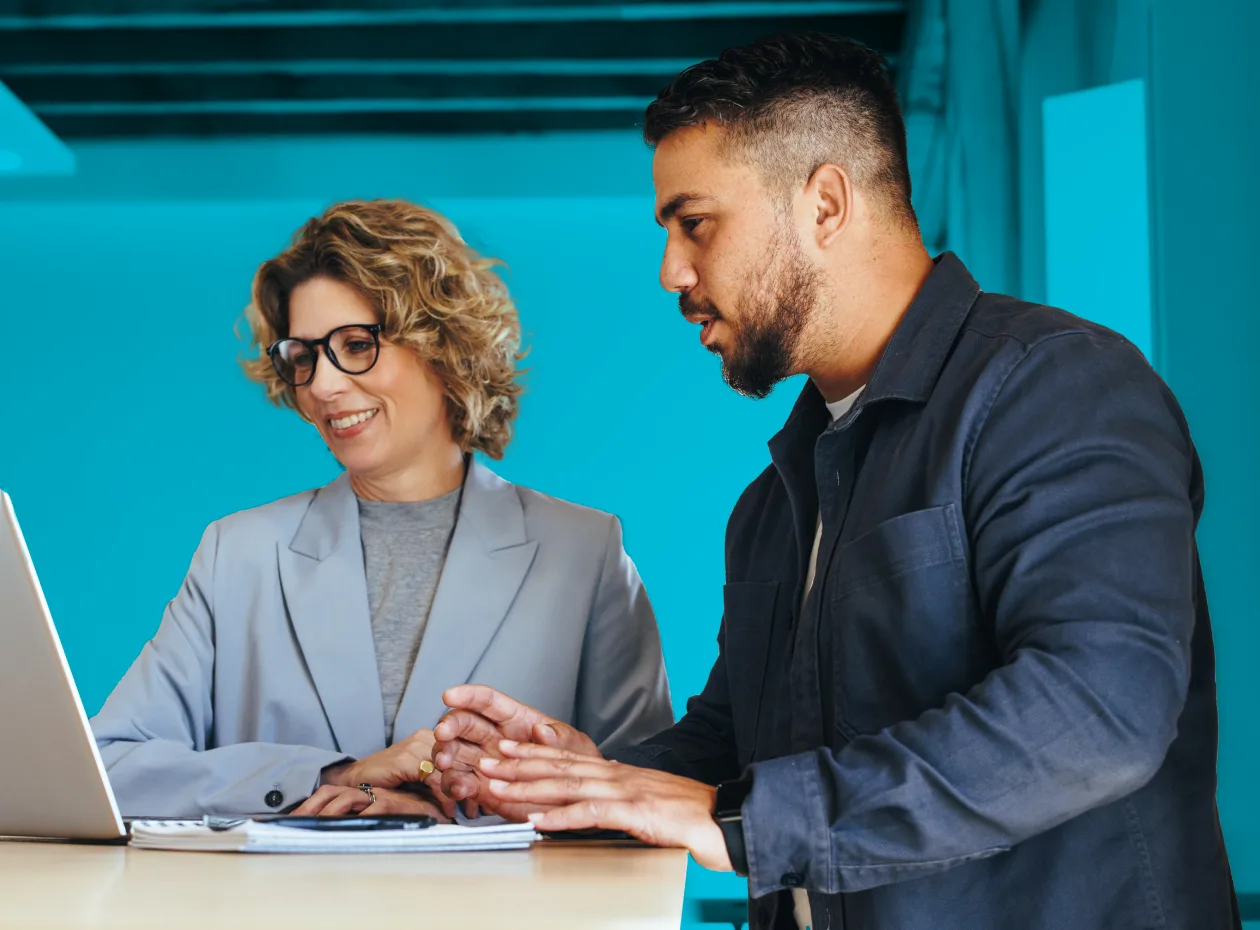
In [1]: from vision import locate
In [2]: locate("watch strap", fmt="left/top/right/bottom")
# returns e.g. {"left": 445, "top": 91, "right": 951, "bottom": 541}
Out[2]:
{"left": 713, "top": 773, "right": 753, "bottom": 877}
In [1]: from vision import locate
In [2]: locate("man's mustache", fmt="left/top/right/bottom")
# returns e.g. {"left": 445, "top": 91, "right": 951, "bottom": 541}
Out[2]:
{"left": 679, "top": 293, "right": 723, "bottom": 322}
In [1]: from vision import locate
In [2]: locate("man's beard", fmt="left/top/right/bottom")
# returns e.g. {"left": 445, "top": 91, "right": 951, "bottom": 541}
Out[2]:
{"left": 681, "top": 234, "right": 822, "bottom": 399}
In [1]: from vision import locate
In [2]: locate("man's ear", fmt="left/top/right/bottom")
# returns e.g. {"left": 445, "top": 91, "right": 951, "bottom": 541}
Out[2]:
{"left": 804, "top": 162, "right": 853, "bottom": 249}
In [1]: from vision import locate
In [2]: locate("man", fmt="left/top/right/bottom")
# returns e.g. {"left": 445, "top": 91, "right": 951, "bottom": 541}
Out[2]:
{"left": 426, "top": 33, "right": 1238, "bottom": 929}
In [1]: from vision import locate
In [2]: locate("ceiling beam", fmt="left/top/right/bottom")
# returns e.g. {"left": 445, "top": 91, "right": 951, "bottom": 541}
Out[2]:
{"left": 0, "top": 2, "right": 906, "bottom": 30}
{"left": 32, "top": 96, "right": 656, "bottom": 115}
{"left": 0, "top": 14, "right": 905, "bottom": 67}
{"left": 0, "top": 58, "right": 704, "bottom": 77}
{"left": 34, "top": 109, "right": 654, "bottom": 137}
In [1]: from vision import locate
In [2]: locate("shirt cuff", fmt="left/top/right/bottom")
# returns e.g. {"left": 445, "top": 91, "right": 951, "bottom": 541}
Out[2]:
{"left": 742, "top": 752, "right": 830, "bottom": 898}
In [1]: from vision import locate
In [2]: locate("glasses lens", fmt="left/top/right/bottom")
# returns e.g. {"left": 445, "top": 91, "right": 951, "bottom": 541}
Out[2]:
{"left": 271, "top": 339, "right": 316, "bottom": 386}
{"left": 328, "top": 326, "right": 380, "bottom": 374}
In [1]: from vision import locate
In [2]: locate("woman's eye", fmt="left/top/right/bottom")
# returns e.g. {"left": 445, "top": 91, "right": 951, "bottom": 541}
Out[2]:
{"left": 343, "top": 341, "right": 373, "bottom": 354}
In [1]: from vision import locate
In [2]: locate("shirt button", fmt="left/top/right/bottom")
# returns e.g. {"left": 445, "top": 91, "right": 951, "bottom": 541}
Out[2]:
{"left": 264, "top": 789, "right": 284, "bottom": 808}
{"left": 781, "top": 872, "right": 805, "bottom": 887}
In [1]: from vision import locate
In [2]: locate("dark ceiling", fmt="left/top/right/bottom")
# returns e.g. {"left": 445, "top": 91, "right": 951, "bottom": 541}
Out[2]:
{"left": 0, "top": 1, "right": 907, "bottom": 138}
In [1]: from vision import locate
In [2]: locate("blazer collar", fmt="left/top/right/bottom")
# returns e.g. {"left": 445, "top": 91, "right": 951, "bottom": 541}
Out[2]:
{"left": 279, "top": 472, "right": 383, "bottom": 757}
{"left": 280, "top": 461, "right": 539, "bottom": 750}
{"left": 288, "top": 471, "right": 356, "bottom": 563}
{"left": 393, "top": 460, "right": 538, "bottom": 736}
{"left": 287, "top": 459, "right": 531, "bottom": 561}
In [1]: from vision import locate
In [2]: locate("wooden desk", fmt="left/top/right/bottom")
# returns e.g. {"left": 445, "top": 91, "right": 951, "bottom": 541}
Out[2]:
{"left": 0, "top": 839, "right": 689, "bottom": 929}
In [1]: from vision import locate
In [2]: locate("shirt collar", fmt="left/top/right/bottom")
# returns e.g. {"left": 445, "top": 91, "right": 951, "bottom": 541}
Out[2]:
{"left": 768, "top": 251, "right": 980, "bottom": 462}
{"left": 857, "top": 251, "right": 981, "bottom": 407}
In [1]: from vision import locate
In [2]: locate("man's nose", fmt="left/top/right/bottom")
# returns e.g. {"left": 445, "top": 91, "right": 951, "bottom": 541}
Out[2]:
{"left": 660, "top": 241, "right": 699, "bottom": 293}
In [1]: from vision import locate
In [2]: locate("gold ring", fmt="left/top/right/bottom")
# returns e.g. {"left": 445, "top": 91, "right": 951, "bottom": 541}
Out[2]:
{"left": 419, "top": 760, "right": 435, "bottom": 775}
{"left": 357, "top": 782, "right": 376, "bottom": 804}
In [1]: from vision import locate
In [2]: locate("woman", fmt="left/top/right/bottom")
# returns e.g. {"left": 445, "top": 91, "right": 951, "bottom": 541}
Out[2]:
{"left": 90, "top": 199, "right": 673, "bottom": 819}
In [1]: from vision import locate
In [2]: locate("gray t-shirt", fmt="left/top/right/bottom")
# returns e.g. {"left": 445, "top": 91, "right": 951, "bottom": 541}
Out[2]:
{"left": 357, "top": 487, "right": 461, "bottom": 743}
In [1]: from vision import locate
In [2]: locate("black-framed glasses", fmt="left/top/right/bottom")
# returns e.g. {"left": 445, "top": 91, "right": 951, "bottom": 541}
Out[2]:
{"left": 268, "top": 323, "right": 383, "bottom": 388}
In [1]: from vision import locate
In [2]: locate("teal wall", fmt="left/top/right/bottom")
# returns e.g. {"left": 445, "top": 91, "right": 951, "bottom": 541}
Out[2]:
{"left": 1016, "top": 0, "right": 1260, "bottom": 899}
{"left": 1148, "top": 0, "right": 1260, "bottom": 897}
{"left": 0, "top": 132, "right": 766, "bottom": 912}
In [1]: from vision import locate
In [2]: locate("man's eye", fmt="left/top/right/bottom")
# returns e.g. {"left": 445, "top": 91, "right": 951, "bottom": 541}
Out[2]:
{"left": 681, "top": 217, "right": 705, "bottom": 234}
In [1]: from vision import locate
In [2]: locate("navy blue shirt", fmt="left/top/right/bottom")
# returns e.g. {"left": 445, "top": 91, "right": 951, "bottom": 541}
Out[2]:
{"left": 616, "top": 254, "right": 1238, "bottom": 929}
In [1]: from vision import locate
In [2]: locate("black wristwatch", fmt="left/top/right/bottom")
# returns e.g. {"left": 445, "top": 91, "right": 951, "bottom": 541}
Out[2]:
{"left": 712, "top": 773, "right": 754, "bottom": 877}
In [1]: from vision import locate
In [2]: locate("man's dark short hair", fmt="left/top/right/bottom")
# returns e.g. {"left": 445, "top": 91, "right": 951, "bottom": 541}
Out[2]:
{"left": 644, "top": 32, "right": 916, "bottom": 230}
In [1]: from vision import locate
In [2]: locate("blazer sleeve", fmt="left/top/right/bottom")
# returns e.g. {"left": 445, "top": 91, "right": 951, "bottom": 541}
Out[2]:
{"left": 574, "top": 515, "right": 675, "bottom": 752}
{"left": 90, "top": 522, "right": 349, "bottom": 818}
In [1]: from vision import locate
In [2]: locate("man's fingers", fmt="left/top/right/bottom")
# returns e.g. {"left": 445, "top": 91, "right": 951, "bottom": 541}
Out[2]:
{"left": 441, "top": 685, "right": 546, "bottom": 738}
{"left": 433, "top": 734, "right": 499, "bottom": 771}
{"left": 433, "top": 710, "right": 503, "bottom": 747}
{"left": 495, "top": 739, "right": 590, "bottom": 762}
{"left": 440, "top": 769, "right": 483, "bottom": 801}
{"left": 486, "top": 774, "right": 623, "bottom": 805}
{"left": 493, "top": 800, "right": 559, "bottom": 822}
{"left": 480, "top": 754, "right": 611, "bottom": 784}
{"left": 527, "top": 800, "right": 628, "bottom": 833}
{"left": 422, "top": 771, "right": 456, "bottom": 808}
{"left": 531, "top": 720, "right": 604, "bottom": 758}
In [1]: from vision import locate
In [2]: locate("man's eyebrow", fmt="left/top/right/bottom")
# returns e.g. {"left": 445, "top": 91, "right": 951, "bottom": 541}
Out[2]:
{"left": 655, "top": 193, "right": 711, "bottom": 227}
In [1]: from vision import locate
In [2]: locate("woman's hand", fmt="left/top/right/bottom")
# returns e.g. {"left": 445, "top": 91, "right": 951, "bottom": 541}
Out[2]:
{"left": 319, "top": 727, "right": 459, "bottom": 817}
{"left": 291, "top": 784, "right": 451, "bottom": 820}
{"left": 322, "top": 727, "right": 439, "bottom": 789}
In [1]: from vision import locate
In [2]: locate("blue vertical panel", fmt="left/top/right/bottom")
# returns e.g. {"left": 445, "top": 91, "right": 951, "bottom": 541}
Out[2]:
{"left": 1043, "top": 79, "right": 1153, "bottom": 361}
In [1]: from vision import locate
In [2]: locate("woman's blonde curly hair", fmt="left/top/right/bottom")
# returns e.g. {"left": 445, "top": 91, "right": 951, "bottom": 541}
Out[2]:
{"left": 242, "top": 199, "right": 523, "bottom": 460}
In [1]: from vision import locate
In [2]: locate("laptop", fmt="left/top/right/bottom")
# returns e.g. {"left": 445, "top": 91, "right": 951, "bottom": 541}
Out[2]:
{"left": 0, "top": 490, "right": 126, "bottom": 841}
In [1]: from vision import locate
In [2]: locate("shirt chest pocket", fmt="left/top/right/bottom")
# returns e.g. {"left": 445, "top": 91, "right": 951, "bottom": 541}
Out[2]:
{"left": 826, "top": 502, "right": 983, "bottom": 739}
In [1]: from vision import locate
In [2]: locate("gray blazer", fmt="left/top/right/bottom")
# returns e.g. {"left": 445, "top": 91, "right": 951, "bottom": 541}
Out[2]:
{"left": 90, "top": 462, "right": 673, "bottom": 817}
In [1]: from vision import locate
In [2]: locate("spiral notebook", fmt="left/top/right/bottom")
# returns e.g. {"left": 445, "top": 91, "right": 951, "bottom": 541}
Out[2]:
{"left": 129, "top": 817, "right": 539, "bottom": 853}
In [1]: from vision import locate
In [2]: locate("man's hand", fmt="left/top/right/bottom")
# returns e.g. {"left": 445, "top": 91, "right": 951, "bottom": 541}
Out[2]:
{"left": 480, "top": 741, "right": 733, "bottom": 872}
{"left": 433, "top": 685, "right": 600, "bottom": 805}
{"left": 291, "top": 785, "right": 451, "bottom": 820}
{"left": 320, "top": 727, "right": 457, "bottom": 818}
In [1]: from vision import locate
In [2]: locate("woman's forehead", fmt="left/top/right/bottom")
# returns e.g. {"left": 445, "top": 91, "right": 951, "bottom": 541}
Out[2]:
{"left": 288, "top": 277, "right": 378, "bottom": 337}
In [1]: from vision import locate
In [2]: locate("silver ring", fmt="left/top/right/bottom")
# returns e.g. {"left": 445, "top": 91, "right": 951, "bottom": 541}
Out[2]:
{"left": 357, "top": 782, "right": 376, "bottom": 805}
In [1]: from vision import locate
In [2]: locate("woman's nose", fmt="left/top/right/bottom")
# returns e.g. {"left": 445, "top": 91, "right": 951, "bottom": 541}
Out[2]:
{"left": 306, "top": 349, "right": 350, "bottom": 398}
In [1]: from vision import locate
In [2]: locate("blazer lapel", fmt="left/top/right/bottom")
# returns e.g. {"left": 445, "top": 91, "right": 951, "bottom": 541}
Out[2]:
{"left": 278, "top": 473, "right": 387, "bottom": 758}
{"left": 393, "top": 461, "right": 538, "bottom": 735}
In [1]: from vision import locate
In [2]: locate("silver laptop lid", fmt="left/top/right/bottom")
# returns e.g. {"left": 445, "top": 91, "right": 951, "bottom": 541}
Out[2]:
{"left": 0, "top": 491, "right": 124, "bottom": 839}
